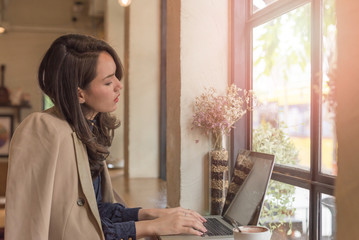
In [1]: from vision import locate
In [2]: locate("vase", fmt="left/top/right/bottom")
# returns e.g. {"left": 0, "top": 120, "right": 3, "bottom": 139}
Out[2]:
{"left": 209, "top": 130, "right": 229, "bottom": 215}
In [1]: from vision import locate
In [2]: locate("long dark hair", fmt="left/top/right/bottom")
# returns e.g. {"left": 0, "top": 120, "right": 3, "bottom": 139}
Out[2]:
{"left": 38, "top": 34, "right": 122, "bottom": 178}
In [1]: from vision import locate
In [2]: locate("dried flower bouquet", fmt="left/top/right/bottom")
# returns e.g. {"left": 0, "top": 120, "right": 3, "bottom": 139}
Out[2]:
{"left": 192, "top": 84, "right": 257, "bottom": 214}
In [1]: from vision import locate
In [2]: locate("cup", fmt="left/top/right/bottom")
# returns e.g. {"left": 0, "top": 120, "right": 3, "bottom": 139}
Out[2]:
{"left": 233, "top": 225, "right": 271, "bottom": 240}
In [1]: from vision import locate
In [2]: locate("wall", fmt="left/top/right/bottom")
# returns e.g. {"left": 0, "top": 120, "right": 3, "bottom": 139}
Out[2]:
{"left": 0, "top": 32, "right": 57, "bottom": 118}
{"left": 0, "top": 0, "right": 102, "bottom": 162}
{"left": 0, "top": 0, "right": 162, "bottom": 178}
{"left": 105, "top": 0, "right": 126, "bottom": 167}
{"left": 0, "top": 31, "right": 62, "bottom": 164}
{"left": 127, "top": 0, "right": 161, "bottom": 178}
{"left": 335, "top": 0, "right": 359, "bottom": 238}
{"left": 167, "top": 0, "right": 229, "bottom": 213}
{"left": 0, "top": 0, "right": 102, "bottom": 118}
{"left": 106, "top": 0, "right": 162, "bottom": 177}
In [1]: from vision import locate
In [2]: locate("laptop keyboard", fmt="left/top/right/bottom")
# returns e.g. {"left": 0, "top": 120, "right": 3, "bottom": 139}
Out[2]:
{"left": 203, "top": 218, "right": 233, "bottom": 236}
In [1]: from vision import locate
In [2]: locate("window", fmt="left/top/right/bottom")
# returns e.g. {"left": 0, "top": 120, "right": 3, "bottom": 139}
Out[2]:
{"left": 232, "top": 0, "right": 336, "bottom": 239}
{"left": 43, "top": 95, "right": 54, "bottom": 110}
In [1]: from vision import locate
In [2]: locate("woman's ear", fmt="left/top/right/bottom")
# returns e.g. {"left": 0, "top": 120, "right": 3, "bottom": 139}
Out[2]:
{"left": 78, "top": 87, "right": 86, "bottom": 104}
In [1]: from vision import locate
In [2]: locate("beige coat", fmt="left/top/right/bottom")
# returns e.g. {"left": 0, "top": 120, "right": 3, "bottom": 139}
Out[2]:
{"left": 5, "top": 108, "right": 115, "bottom": 240}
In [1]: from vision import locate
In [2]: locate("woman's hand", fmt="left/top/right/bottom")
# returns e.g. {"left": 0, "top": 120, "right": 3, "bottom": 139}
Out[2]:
{"left": 136, "top": 207, "right": 207, "bottom": 238}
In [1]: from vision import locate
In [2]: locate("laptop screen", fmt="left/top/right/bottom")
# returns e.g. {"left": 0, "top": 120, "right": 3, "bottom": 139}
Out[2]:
{"left": 223, "top": 151, "right": 275, "bottom": 226}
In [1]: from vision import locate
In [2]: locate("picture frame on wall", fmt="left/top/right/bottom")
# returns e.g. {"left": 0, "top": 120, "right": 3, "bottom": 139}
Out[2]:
{"left": 0, "top": 115, "right": 13, "bottom": 158}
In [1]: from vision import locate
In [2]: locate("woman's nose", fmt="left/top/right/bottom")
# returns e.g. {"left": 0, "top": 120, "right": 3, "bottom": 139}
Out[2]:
{"left": 115, "top": 78, "right": 123, "bottom": 92}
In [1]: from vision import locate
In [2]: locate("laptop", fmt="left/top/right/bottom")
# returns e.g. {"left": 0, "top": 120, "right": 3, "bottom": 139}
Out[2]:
{"left": 160, "top": 150, "right": 275, "bottom": 240}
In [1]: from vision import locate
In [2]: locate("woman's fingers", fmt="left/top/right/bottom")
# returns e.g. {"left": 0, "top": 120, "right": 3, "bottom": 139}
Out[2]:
{"left": 171, "top": 210, "right": 207, "bottom": 235}
{"left": 183, "top": 218, "right": 207, "bottom": 234}
{"left": 184, "top": 226, "right": 206, "bottom": 236}
{"left": 182, "top": 208, "right": 207, "bottom": 223}
{"left": 150, "top": 207, "right": 208, "bottom": 236}
{"left": 190, "top": 209, "right": 207, "bottom": 222}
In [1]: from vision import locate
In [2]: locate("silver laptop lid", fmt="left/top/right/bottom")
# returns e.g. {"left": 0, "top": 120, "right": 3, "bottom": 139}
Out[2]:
{"left": 223, "top": 151, "right": 275, "bottom": 226}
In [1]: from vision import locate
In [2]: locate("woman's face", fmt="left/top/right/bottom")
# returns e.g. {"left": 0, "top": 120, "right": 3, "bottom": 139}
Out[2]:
{"left": 79, "top": 51, "right": 123, "bottom": 119}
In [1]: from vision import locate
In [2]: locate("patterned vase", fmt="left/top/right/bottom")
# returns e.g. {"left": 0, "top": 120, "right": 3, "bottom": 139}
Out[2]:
{"left": 209, "top": 130, "right": 229, "bottom": 215}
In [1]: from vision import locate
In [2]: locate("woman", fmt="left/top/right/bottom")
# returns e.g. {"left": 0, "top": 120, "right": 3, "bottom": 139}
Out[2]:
{"left": 5, "top": 34, "right": 207, "bottom": 240}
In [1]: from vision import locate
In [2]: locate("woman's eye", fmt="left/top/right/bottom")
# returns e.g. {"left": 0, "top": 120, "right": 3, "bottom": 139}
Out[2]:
{"left": 105, "top": 81, "right": 112, "bottom": 86}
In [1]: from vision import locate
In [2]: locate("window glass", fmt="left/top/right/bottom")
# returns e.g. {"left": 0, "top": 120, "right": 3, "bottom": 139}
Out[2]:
{"left": 43, "top": 95, "right": 54, "bottom": 110}
{"left": 321, "top": 0, "right": 337, "bottom": 176}
{"left": 259, "top": 181, "right": 309, "bottom": 240}
{"left": 253, "top": 4, "right": 311, "bottom": 170}
{"left": 321, "top": 194, "right": 336, "bottom": 239}
{"left": 252, "top": 0, "right": 278, "bottom": 13}
{"left": 246, "top": 0, "right": 336, "bottom": 238}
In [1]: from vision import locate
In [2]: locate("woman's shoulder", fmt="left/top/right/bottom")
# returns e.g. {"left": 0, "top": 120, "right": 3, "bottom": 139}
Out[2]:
{"left": 17, "top": 108, "right": 72, "bottom": 134}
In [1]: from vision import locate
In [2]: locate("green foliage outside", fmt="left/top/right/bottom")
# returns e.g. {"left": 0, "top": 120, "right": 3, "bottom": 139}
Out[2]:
{"left": 253, "top": 122, "right": 299, "bottom": 235}
{"left": 254, "top": 4, "right": 310, "bottom": 83}
{"left": 254, "top": 0, "right": 336, "bottom": 91}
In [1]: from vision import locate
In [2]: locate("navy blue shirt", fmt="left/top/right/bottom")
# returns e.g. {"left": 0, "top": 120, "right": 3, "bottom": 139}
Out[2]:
{"left": 89, "top": 120, "right": 140, "bottom": 240}
{"left": 93, "top": 174, "right": 141, "bottom": 240}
